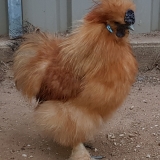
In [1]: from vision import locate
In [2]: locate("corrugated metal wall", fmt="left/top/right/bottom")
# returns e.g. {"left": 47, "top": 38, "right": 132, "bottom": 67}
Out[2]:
{"left": 72, "top": 0, "right": 92, "bottom": 22}
{"left": 22, "top": 0, "right": 59, "bottom": 33}
{"left": 133, "top": 0, "right": 160, "bottom": 33}
{"left": 72, "top": 0, "right": 160, "bottom": 33}
{"left": 22, "top": 0, "right": 71, "bottom": 33}
{"left": 0, "top": 0, "right": 160, "bottom": 35}
{"left": 151, "top": 0, "right": 160, "bottom": 31}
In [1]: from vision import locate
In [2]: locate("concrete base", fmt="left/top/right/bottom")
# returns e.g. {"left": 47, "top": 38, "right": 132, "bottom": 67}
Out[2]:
{"left": 131, "top": 35, "right": 160, "bottom": 72}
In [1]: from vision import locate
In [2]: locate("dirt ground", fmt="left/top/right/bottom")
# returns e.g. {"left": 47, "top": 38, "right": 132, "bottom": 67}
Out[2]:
{"left": 0, "top": 47, "right": 160, "bottom": 160}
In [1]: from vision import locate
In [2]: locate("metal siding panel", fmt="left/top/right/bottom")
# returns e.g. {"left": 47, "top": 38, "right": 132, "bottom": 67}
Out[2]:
{"left": 22, "top": 0, "right": 58, "bottom": 33}
{"left": 67, "top": 0, "right": 72, "bottom": 29}
{"left": 133, "top": 0, "right": 152, "bottom": 33}
{"left": 151, "top": 0, "right": 160, "bottom": 31}
{"left": 45, "top": 0, "right": 59, "bottom": 32}
{"left": 22, "top": 0, "right": 47, "bottom": 32}
{"left": 59, "top": 0, "right": 68, "bottom": 31}
{"left": 72, "top": 0, "right": 93, "bottom": 22}
{"left": 159, "top": 0, "right": 160, "bottom": 30}
{"left": 21, "top": 0, "right": 160, "bottom": 34}
{"left": 71, "top": 0, "right": 159, "bottom": 33}
{"left": 0, "top": 0, "right": 8, "bottom": 35}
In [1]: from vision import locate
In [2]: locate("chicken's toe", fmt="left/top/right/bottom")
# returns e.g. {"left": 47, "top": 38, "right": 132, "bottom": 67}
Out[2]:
{"left": 92, "top": 156, "right": 106, "bottom": 159}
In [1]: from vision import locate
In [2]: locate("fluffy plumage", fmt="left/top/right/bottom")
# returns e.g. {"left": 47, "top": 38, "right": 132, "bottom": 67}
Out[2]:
{"left": 14, "top": 0, "right": 137, "bottom": 159}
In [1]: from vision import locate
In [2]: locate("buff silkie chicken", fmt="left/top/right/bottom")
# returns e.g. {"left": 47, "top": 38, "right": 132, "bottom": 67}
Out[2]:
{"left": 13, "top": 0, "right": 137, "bottom": 159}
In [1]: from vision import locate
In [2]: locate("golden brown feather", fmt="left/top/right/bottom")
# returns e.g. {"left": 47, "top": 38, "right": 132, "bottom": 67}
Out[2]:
{"left": 14, "top": 0, "right": 137, "bottom": 159}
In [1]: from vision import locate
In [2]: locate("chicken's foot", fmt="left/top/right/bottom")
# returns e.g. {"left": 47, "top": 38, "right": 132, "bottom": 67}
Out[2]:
{"left": 84, "top": 143, "right": 106, "bottom": 159}
{"left": 69, "top": 143, "right": 95, "bottom": 160}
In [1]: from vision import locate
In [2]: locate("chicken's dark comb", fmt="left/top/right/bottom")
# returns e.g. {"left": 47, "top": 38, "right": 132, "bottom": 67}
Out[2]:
{"left": 124, "top": 10, "right": 135, "bottom": 25}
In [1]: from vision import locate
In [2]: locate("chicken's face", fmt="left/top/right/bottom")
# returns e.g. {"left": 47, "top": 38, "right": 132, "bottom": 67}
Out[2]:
{"left": 107, "top": 9, "right": 135, "bottom": 38}
{"left": 85, "top": 0, "right": 136, "bottom": 38}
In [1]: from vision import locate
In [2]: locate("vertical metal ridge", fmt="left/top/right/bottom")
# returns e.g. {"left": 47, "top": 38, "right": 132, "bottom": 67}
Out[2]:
{"left": 56, "top": 0, "right": 60, "bottom": 31}
{"left": 67, "top": 0, "right": 72, "bottom": 30}
{"left": 159, "top": 0, "right": 160, "bottom": 30}
{"left": 0, "top": 0, "right": 8, "bottom": 35}
{"left": 150, "top": 0, "right": 153, "bottom": 31}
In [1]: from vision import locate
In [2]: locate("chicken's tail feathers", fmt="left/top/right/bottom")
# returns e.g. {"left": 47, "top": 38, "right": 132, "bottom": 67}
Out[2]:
{"left": 13, "top": 32, "right": 61, "bottom": 99}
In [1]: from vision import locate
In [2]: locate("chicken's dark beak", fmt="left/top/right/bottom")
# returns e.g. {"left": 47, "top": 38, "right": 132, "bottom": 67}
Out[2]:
{"left": 128, "top": 25, "right": 134, "bottom": 31}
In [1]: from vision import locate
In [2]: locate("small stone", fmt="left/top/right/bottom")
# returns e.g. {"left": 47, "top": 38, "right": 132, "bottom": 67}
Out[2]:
{"left": 113, "top": 142, "right": 117, "bottom": 146}
{"left": 108, "top": 133, "right": 115, "bottom": 140}
{"left": 158, "top": 143, "right": 160, "bottom": 146}
{"left": 130, "top": 106, "right": 134, "bottom": 110}
{"left": 136, "top": 145, "right": 141, "bottom": 148}
{"left": 29, "top": 155, "right": 33, "bottom": 158}
{"left": 143, "top": 100, "right": 147, "bottom": 103}
{"left": 119, "top": 134, "right": 125, "bottom": 137}
{"left": 22, "top": 154, "right": 27, "bottom": 157}
{"left": 129, "top": 134, "right": 135, "bottom": 138}
{"left": 94, "top": 148, "right": 98, "bottom": 152}
{"left": 146, "top": 154, "right": 151, "bottom": 158}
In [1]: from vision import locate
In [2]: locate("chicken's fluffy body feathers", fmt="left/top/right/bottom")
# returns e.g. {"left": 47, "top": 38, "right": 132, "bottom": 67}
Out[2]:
{"left": 14, "top": 0, "right": 137, "bottom": 158}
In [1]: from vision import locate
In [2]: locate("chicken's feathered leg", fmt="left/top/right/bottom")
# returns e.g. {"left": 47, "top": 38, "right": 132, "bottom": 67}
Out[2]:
{"left": 69, "top": 144, "right": 105, "bottom": 160}
{"left": 34, "top": 100, "right": 104, "bottom": 159}
{"left": 69, "top": 143, "right": 95, "bottom": 160}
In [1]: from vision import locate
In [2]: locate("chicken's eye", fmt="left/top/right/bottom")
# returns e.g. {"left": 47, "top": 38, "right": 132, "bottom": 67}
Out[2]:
{"left": 114, "top": 22, "right": 120, "bottom": 25}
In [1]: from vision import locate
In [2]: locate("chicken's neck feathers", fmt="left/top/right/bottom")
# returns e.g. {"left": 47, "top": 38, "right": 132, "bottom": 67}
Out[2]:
{"left": 60, "top": 23, "right": 131, "bottom": 78}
